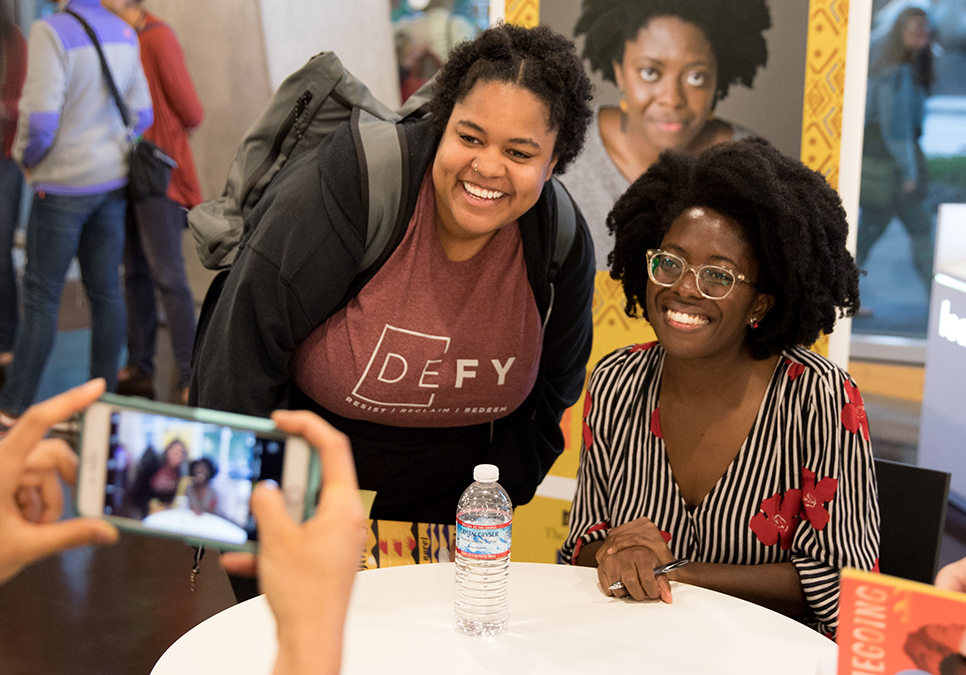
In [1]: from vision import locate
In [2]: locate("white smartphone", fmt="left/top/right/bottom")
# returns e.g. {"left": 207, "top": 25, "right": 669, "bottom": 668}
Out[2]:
{"left": 76, "top": 394, "right": 318, "bottom": 551}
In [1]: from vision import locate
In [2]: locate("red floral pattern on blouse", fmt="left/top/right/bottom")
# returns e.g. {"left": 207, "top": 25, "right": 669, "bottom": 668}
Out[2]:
{"left": 841, "top": 379, "right": 870, "bottom": 441}
{"left": 784, "top": 358, "right": 805, "bottom": 380}
{"left": 650, "top": 407, "right": 662, "bottom": 438}
{"left": 800, "top": 467, "right": 838, "bottom": 531}
{"left": 582, "top": 390, "right": 594, "bottom": 451}
{"left": 750, "top": 489, "right": 802, "bottom": 550}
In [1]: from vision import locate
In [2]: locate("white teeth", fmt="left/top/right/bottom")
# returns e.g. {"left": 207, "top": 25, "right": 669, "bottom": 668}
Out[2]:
{"left": 463, "top": 181, "right": 505, "bottom": 200}
{"left": 666, "top": 309, "right": 709, "bottom": 326}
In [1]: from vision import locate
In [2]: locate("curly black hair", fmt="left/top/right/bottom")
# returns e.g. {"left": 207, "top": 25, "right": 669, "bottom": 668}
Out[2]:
{"left": 607, "top": 137, "right": 860, "bottom": 359}
{"left": 430, "top": 22, "right": 593, "bottom": 173}
{"left": 189, "top": 457, "right": 218, "bottom": 482}
{"left": 575, "top": 0, "right": 770, "bottom": 101}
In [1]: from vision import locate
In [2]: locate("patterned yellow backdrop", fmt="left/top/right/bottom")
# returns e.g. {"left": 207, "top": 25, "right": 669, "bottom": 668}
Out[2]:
{"left": 510, "top": 0, "right": 852, "bottom": 563}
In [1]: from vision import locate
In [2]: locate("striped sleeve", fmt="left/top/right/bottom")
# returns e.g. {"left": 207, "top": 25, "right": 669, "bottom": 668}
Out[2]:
{"left": 559, "top": 350, "right": 627, "bottom": 564}
{"left": 789, "top": 358, "right": 880, "bottom": 635}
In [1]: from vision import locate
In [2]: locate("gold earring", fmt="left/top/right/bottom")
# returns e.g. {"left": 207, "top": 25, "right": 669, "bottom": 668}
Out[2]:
{"left": 619, "top": 98, "right": 628, "bottom": 113}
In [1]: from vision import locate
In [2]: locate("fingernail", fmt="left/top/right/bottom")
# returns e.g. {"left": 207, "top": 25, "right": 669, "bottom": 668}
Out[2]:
{"left": 260, "top": 479, "right": 280, "bottom": 490}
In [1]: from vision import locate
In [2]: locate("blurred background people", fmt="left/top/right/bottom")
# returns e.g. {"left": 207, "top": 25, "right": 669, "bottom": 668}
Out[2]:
{"left": 563, "top": 0, "right": 771, "bottom": 270}
{"left": 393, "top": 0, "right": 479, "bottom": 101}
{"left": 857, "top": 6, "right": 935, "bottom": 300}
{"left": 0, "top": 5, "right": 25, "bottom": 389}
{"left": 0, "top": 0, "right": 151, "bottom": 431}
{"left": 108, "top": 0, "right": 203, "bottom": 404}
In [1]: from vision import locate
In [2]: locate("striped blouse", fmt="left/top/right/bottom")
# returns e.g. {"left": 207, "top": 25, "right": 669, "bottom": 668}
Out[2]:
{"left": 559, "top": 342, "right": 880, "bottom": 635}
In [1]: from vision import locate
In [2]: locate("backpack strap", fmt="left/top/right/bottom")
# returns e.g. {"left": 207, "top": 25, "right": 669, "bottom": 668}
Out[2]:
{"left": 549, "top": 178, "right": 576, "bottom": 283}
{"left": 354, "top": 108, "right": 406, "bottom": 272}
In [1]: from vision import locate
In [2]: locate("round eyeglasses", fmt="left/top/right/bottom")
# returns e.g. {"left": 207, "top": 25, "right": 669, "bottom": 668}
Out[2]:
{"left": 646, "top": 249, "right": 754, "bottom": 300}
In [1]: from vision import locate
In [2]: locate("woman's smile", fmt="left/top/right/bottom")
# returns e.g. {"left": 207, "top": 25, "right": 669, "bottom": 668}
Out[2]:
{"left": 664, "top": 306, "right": 710, "bottom": 329}
{"left": 432, "top": 79, "right": 559, "bottom": 261}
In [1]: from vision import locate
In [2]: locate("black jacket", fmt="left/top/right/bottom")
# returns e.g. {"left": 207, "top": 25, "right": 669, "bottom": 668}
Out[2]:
{"left": 191, "top": 118, "right": 595, "bottom": 522}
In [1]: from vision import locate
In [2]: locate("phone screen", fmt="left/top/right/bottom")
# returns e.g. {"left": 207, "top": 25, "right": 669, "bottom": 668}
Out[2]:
{"left": 101, "top": 408, "right": 288, "bottom": 545}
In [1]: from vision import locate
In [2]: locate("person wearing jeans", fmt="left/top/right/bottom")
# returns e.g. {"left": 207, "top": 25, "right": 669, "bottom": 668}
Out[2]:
{"left": 0, "top": 190, "right": 127, "bottom": 416}
{"left": 0, "top": 0, "right": 151, "bottom": 426}
{"left": 108, "top": 0, "right": 204, "bottom": 402}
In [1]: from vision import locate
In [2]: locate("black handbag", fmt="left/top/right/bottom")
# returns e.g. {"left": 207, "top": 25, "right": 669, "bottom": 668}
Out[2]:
{"left": 65, "top": 9, "right": 176, "bottom": 202}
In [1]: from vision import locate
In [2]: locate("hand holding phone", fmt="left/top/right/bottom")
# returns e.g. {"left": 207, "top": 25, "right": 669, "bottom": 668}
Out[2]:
{"left": 76, "top": 395, "right": 316, "bottom": 551}
{"left": 0, "top": 380, "right": 119, "bottom": 584}
{"left": 223, "top": 410, "right": 366, "bottom": 674}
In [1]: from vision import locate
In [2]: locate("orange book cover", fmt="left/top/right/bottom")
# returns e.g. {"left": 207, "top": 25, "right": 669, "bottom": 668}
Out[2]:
{"left": 838, "top": 568, "right": 966, "bottom": 675}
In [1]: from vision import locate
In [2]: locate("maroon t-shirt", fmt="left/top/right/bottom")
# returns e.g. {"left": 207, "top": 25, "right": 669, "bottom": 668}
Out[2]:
{"left": 291, "top": 172, "right": 542, "bottom": 427}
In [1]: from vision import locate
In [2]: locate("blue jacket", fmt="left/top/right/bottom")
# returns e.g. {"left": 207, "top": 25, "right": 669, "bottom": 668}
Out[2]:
{"left": 14, "top": 0, "right": 152, "bottom": 195}
{"left": 865, "top": 63, "right": 926, "bottom": 184}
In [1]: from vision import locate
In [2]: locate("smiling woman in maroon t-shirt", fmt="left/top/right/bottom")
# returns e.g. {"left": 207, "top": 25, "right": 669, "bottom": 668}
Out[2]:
{"left": 192, "top": 24, "right": 596, "bottom": 525}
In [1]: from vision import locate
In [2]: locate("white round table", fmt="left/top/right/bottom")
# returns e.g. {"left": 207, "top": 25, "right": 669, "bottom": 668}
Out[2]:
{"left": 153, "top": 562, "right": 838, "bottom": 674}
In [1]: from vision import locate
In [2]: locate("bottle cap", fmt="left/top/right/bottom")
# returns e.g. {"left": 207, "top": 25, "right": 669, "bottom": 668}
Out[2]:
{"left": 473, "top": 464, "right": 499, "bottom": 482}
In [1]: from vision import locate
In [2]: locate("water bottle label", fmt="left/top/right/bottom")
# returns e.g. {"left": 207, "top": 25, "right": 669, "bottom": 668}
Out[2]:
{"left": 456, "top": 518, "right": 512, "bottom": 560}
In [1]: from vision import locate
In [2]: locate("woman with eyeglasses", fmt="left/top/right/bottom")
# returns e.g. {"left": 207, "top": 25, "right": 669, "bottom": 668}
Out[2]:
{"left": 559, "top": 138, "right": 879, "bottom": 637}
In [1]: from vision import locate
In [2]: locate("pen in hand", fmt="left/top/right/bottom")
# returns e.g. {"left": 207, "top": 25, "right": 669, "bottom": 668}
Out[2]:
{"left": 607, "top": 558, "right": 690, "bottom": 591}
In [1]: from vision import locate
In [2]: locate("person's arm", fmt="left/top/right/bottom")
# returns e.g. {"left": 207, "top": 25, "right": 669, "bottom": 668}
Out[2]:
{"left": 936, "top": 558, "right": 966, "bottom": 594}
{"left": 0, "top": 380, "right": 119, "bottom": 585}
{"left": 121, "top": 38, "right": 153, "bottom": 138}
{"left": 191, "top": 127, "right": 367, "bottom": 417}
{"left": 222, "top": 410, "right": 366, "bottom": 675}
{"left": 13, "top": 21, "right": 66, "bottom": 169}
{"left": 559, "top": 356, "right": 621, "bottom": 566}
{"left": 141, "top": 24, "right": 203, "bottom": 130}
{"left": 485, "top": 191, "right": 595, "bottom": 506}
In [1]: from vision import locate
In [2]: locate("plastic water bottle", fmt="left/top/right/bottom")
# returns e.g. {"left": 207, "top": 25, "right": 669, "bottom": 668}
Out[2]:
{"left": 454, "top": 463, "right": 512, "bottom": 637}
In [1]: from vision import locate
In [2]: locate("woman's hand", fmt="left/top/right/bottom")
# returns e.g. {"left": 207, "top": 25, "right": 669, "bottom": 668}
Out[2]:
{"left": 0, "top": 379, "right": 119, "bottom": 585}
{"left": 596, "top": 517, "right": 675, "bottom": 603}
{"left": 222, "top": 410, "right": 366, "bottom": 675}
{"left": 936, "top": 557, "right": 966, "bottom": 595}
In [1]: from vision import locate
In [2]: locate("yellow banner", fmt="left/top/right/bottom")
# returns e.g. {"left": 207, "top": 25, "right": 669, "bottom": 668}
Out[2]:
{"left": 801, "top": 0, "right": 850, "bottom": 191}
{"left": 505, "top": 0, "right": 539, "bottom": 28}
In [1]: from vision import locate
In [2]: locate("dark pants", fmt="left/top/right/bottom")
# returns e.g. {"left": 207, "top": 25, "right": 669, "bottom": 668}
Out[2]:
{"left": 0, "top": 188, "right": 126, "bottom": 416}
{"left": 123, "top": 196, "right": 197, "bottom": 390}
{"left": 856, "top": 191, "right": 934, "bottom": 291}
{"left": 0, "top": 158, "right": 23, "bottom": 352}
{"left": 857, "top": 128, "right": 934, "bottom": 291}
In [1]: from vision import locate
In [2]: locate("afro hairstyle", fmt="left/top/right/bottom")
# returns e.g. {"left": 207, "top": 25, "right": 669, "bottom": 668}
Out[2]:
{"left": 575, "top": 0, "right": 770, "bottom": 101}
{"left": 607, "top": 137, "right": 860, "bottom": 359}
{"left": 429, "top": 22, "right": 593, "bottom": 174}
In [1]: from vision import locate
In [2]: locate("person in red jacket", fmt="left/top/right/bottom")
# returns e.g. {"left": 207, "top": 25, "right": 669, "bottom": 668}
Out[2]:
{"left": 108, "top": 0, "right": 203, "bottom": 403}
{"left": 0, "top": 8, "right": 26, "bottom": 387}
